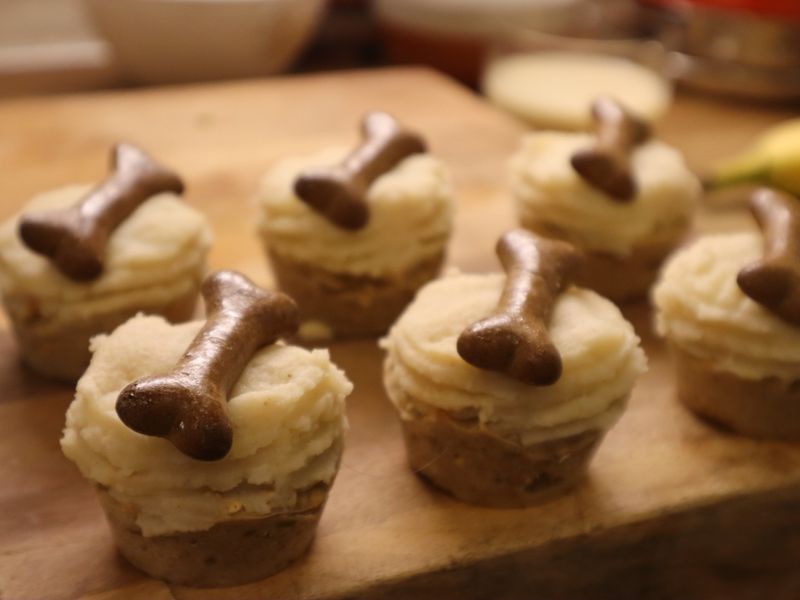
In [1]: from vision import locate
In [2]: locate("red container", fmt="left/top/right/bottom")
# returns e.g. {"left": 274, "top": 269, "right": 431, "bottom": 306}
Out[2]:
{"left": 646, "top": 0, "right": 800, "bottom": 20}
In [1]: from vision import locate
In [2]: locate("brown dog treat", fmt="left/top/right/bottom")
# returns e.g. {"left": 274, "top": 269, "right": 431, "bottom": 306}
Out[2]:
{"left": 116, "top": 270, "right": 299, "bottom": 461}
{"left": 737, "top": 187, "right": 800, "bottom": 326}
{"left": 570, "top": 97, "right": 650, "bottom": 202}
{"left": 457, "top": 229, "right": 583, "bottom": 386}
{"left": 18, "top": 143, "right": 184, "bottom": 281}
{"left": 294, "top": 111, "right": 426, "bottom": 230}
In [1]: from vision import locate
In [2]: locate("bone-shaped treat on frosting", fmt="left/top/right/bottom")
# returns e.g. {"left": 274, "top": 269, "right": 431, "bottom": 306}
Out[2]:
{"left": 18, "top": 143, "right": 184, "bottom": 281}
{"left": 457, "top": 229, "right": 583, "bottom": 386}
{"left": 570, "top": 97, "right": 650, "bottom": 202}
{"left": 294, "top": 111, "right": 427, "bottom": 230}
{"left": 116, "top": 270, "right": 299, "bottom": 461}
{"left": 737, "top": 187, "right": 800, "bottom": 326}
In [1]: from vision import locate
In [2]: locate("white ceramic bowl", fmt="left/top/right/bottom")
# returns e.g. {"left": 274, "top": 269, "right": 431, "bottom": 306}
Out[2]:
{"left": 83, "top": 0, "right": 326, "bottom": 84}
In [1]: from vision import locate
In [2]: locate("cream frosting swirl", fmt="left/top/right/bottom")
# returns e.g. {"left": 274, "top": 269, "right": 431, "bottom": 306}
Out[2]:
{"left": 258, "top": 148, "right": 453, "bottom": 277}
{"left": 381, "top": 272, "right": 646, "bottom": 444}
{"left": 654, "top": 232, "right": 800, "bottom": 381}
{"left": 510, "top": 132, "right": 700, "bottom": 257}
{"left": 0, "top": 185, "right": 212, "bottom": 321}
{"left": 61, "top": 314, "right": 352, "bottom": 535}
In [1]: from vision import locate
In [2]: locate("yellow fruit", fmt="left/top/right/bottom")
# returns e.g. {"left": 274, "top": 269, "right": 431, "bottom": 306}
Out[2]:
{"left": 711, "top": 119, "right": 800, "bottom": 196}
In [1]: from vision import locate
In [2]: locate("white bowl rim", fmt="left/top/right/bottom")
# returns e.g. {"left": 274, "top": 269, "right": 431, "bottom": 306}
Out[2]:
{"left": 97, "top": 0, "right": 319, "bottom": 4}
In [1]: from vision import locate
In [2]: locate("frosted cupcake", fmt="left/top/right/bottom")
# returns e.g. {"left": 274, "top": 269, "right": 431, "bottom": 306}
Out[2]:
{"left": 654, "top": 188, "right": 800, "bottom": 439}
{"left": 258, "top": 111, "right": 453, "bottom": 339}
{"left": 61, "top": 271, "right": 352, "bottom": 587}
{"left": 0, "top": 143, "right": 211, "bottom": 381}
{"left": 510, "top": 97, "right": 700, "bottom": 302}
{"left": 382, "top": 229, "right": 646, "bottom": 506}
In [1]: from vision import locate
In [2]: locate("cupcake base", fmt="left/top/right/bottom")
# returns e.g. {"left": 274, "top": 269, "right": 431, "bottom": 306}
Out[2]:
{"left": 268, "top": 249, "right": 444, "bottom": 338}
{"left": 7, "top": 286, "right": 198, "bottom": 383}
{"left": 671, "top": 345, "right": 800, "bottom": 439}
{"left": 520, "top": 218, "right": 685, "bottom": 303}
{"left": 400, "top": 408, "right": 602, "bottom": 507}
{"left": 96, "top": 483, "right": 329, "bottom": 588}
{"left": 577, "top": 239, "right": 677, "bottom": 303}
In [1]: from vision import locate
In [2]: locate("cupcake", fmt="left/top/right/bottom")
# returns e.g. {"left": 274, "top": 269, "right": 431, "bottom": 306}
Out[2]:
{"left": 61, "top": 270, "right": 352, "bottom": 587}
{"left": 510, "top": 97, "right": 700, "bottom": 302}
{"left": 0, "top": 143, "right": 211, "bottom": 381}
{"left": 653, "top": 188, "right": 800, "bottom": 439}
{"left": 258, "top": 111, "right": 453, "bottom": 339}
{"left": 382, "top": 229, "right": 646, "bottom": 506}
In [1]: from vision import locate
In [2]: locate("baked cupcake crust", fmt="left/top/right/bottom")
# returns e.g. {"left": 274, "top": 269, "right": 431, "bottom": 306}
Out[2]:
{"left": 259, "top": 147, "right": 453, "bottom": 337}
{"left": 382, "top": 272, "right": 645, "bottom": 502}
{"left": 97, "top": 481, "right": 331, "bottom": 587}
{"left": 671, "top": 344, "right": 800, "bottom": 439}
{"left": 61, "top": 313, "right": 352, "bottom": 585}
{"left": 398, "top": 399, "right": 607, "bottom": 507}
{"left": 9, "top": 282, "right": 198, "bottom": 381}
{"left": 269, "top": 248, "right": 444, "bottom": 338}
{"left": 654, "top": 232, "right": 800, "bottom": 437}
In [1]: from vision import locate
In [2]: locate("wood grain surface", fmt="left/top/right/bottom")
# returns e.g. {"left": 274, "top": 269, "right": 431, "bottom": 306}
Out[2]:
{"left": 0, "top": 68, "right": 799, "bottom": 600}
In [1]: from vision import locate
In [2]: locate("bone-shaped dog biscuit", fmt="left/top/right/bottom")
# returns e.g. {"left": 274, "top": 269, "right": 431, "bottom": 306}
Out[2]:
{"left": 18, "top": 143, "right": 184, "bottom": 281}
{"left": 570, "top": 97, "right": 650, "bottom": 202}
{"left": 457, "top": 229, "right": 583, "bottom": 386}
{"left": 294, "top": 111, "right": 427, "bottom": 230}
{"left": 116, "top": 270, "right": 300, "bottom": 461}
{"left": 737, "top": 187, "right": 800, "bottom": 327}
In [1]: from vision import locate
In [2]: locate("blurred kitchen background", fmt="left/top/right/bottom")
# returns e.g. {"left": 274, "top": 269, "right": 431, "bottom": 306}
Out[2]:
{"left": 1, "top": 0, "right": 799, "bottom": 104}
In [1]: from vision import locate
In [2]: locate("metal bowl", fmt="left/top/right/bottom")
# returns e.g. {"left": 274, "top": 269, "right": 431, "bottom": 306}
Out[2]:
{"left": 648, "top": 1, "right": 800, "bottom": 100}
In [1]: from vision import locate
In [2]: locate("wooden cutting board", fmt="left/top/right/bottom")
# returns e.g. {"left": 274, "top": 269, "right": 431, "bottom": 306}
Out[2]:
{"left": 1, "top": 68, "right": 799, "bottom": 600}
